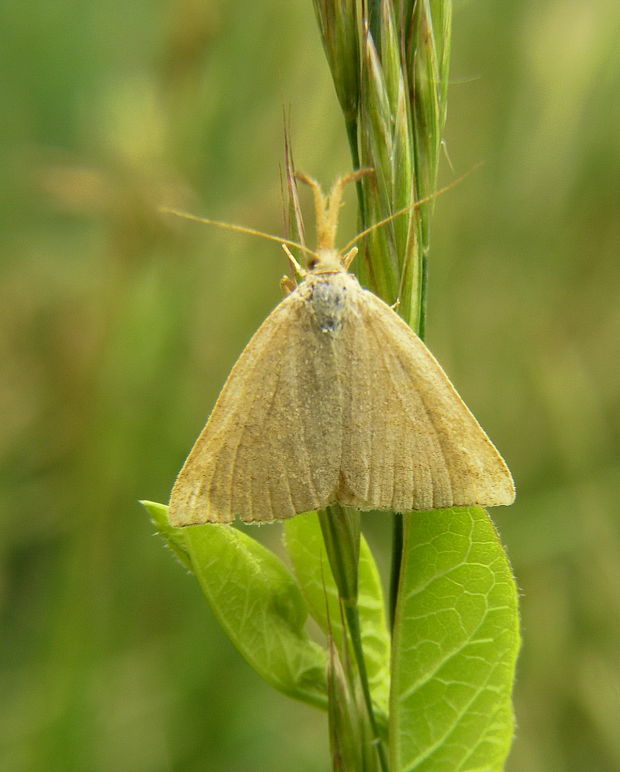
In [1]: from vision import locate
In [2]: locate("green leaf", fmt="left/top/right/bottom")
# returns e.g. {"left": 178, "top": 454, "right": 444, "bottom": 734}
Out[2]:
{"left": 142, "top": 501, "right": 327, "bottom": 710}
{"left": 141, "top": 499, "right": 193, "bottom": 571}
{"left": 284, "top": 512, "right": 390, "bottom": 717}
{"left": 390, "top": 507, "right": 520, "bottom": 771}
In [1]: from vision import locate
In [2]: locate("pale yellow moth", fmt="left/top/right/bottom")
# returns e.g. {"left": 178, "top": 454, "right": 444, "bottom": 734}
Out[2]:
{"left": 169, "top": 173, "right": 515, "bottom": 525}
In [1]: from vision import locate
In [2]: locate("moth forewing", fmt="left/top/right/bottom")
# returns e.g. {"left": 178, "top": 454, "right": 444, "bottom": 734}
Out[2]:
{"left": 336, "top": 287, "right": 515, "bottom": 510}
{"left": 169, "top": 282, "right": 344, "bottom": 525}
{"left": 169, "top": 172, "right": 515, "bottom": 526}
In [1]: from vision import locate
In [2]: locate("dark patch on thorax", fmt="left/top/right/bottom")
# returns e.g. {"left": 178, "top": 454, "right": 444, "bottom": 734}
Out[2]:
{"left": 308, "top": 277, "right": 347, "bottom": 333}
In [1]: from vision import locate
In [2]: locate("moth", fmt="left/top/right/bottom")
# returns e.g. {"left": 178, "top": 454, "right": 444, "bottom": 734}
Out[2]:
{"left": 169, "top": 172, "right": 515, "bottom": 525}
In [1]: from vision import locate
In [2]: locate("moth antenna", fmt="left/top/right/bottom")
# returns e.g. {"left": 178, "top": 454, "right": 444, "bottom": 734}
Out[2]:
{"left": 342, "top": 247, "right": 358, "bottom": 270}
{"left": 160, "top": 206, "right": 319, "bottom": 260}
{"left": 340, "top": 164, "right": 482, "bottom": 253}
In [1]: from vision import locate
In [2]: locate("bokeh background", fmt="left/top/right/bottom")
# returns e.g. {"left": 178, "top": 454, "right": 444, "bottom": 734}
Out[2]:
{"left": 1, "top": 0, "right": 619, "bottom": 770}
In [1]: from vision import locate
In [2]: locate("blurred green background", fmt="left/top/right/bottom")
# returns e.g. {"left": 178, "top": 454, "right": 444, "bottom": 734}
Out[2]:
{"left": 1, "top": 0, "right": 619, "bottom": 770}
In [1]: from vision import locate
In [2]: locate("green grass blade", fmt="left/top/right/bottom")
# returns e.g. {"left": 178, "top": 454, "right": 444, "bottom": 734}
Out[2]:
{"left": 284, "top": 512, "right": 390, "bottom": 720}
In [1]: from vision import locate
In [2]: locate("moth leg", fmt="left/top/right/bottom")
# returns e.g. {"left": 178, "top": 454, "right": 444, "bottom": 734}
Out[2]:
{"left": 280, "top": 275, "right": 297, "bottom": 296}
{"left": 282, "top": 243, "right": 305, "bottom": 279}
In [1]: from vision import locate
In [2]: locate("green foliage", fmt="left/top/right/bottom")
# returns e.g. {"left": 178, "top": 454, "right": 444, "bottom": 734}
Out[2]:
{"left": 390, "top": 508, "right": 520, "bottom": 770}
{"left": 312, "top": 2, "right": 520, "bottom": 767}
{"left": 285, "top": 512, "right": 391, "bottom": 718}
{"left": 142, "top": 501, "right": 327, "bottom": 709}
{"left": 144, "top": 498, "right": 519, "bottom": 770}
{"left": 312, "top": 0, "right": 452, "bottom": 329}
{"left": 326, "top": 638, "right": 380, "bottom": 771}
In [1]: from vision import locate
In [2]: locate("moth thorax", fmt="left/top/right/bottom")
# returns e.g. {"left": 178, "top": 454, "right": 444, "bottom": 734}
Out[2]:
{"left": 308, "top": 275, "right": 348, "bottom": 333}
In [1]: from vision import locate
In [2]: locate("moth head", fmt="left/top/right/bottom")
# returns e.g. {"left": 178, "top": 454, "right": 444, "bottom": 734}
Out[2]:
{"left": 161, "top": 166, "right": 468, "bottom": 288}
{"left": 296, "top": 170, "right": 372, "bottom": 274}
{"left": 307, "top": 247, "right": 346, "bottom": 274}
